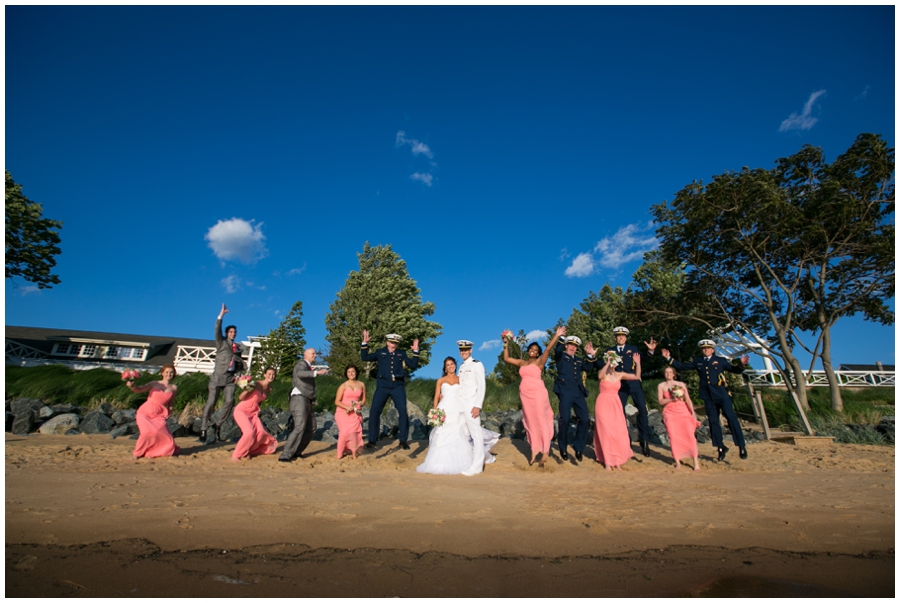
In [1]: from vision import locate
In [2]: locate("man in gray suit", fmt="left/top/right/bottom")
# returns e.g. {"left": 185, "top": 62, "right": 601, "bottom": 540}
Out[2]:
{"left": 200, "top": 303, "right": 244, "bottom": 443}
{"left": 279, "top": 348, "right": 329, "bottom": 462}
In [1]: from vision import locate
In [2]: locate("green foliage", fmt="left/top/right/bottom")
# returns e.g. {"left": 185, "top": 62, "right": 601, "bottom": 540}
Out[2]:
{"left": 492, "top": 329, "right": 529, "bottom": 385}
{"left": 5, "top": 171, "right": 63, "bottom": 289}
{"left": 324, "top": 242, "right": 442, "bottom": 378}
{"left": 254, "top": 301, "right": 307, "bottom": 378}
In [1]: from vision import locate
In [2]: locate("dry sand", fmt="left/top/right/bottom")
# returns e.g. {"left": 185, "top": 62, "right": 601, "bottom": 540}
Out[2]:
{"left": 5, "top": 433, "right": 895, "bottom": 597}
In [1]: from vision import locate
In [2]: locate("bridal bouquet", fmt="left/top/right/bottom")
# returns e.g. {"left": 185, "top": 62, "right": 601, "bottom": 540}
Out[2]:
{"left": 500, "top": 329, "right": 514, "bottom": 342}
{"left": 603, "top": 350, "right": 622, "bottom": 366}
{"left": 427, "top": 408, "right": 446, "bottom": 427}
{"left": 234, "top": 375, "right": 254, "bottom": 390}
{"left": 121, "top": 369, "right": 141, "bottom": 381}
{"left": 670, "top": 385, "right": 685, "bottom": 400}
{"left": 347, "top": 401, "right": 363, "bottom": 416}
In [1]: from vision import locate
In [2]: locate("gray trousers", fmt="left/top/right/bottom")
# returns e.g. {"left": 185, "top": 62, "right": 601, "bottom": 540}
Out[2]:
{"left": 202, "top": 383, "right": 236, "bottom": 432}
{"left": 280, "top": 394, "right": 317, "bottom": 460}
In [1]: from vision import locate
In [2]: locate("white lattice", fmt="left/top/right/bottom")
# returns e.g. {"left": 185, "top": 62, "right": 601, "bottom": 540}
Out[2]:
{"left": 744, "top": 369, "right": 894, "bottom": 387}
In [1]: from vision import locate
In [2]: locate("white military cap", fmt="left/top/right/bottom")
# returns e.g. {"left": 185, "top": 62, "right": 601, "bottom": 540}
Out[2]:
{"left": 612, "top": 326, "right": 630, "bottom": 336}
{"left": 565, "top": 336, "right": 583, "bottom": 347}
{"left": 456, "top": 340, "right": 474, "bottom": 350}
{"left": 386, "top": 334, "right": 402, "bottom": 343}
{"left": 698, "top": 339, "right": 716, "bottom": 348}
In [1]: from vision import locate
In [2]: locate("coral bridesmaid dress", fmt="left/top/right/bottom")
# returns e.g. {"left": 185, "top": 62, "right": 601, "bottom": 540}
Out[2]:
{"left": 231, "top": 388, "right": 277, "bottom": 460}
{"left": 661, "top": 388, "right": 700, "bottom": 462}
{"left": 519, "top": 364, "right": 554, "bottom": 455}
{"left": 592, "top": 379, "right": 633, "bottom": 467}
{"left": 335, "top": 388, "right": 365, "bottom": 458}
{"left": 133, "top": 389, "right": 179, "bottom": 459}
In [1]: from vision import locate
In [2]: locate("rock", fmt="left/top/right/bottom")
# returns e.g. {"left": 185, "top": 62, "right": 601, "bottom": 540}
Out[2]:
{"left": 649, "top": 433, "right": 670, "bottom": 447}
{"left": 12, "top": 409, "right": 36, "bottom": 435}
{"left": 624, "top": 403, "right": 638, "bottom": 418}
{"left": 39, "top": 414, "right": 81, "bottom": 435}
{"left": 627, "top": 424, "right": 640, "bottom": 442}
{"left": 409, "top": 418, "right": 427, "bottom": 441}
{"left": 167, "top": 417, "right": 189, "bottom": 438}
{"left": 261, "top": 417, "right": 281, "bottom": 437}
{"left": 97, "top": 402, "right": 116, "bottom": 416}
{"left": 406, "top": 401, "right": 426, "bottom": 422}
{"left": 482, "top": 416, "right": 502, "bottom": 434}
{"left": 50, "top": 404, "right": 80, "bottom": 416}
{"left": 695, "top": 432, "right": 708, "bottom": 444}
{"left": 10, "top": 398, "right": 46, "bottom": 416}
{"left": 191, "top": 417, "right": 203, "bottom": 434}
{"left": 65, "top": 429, "right": 82, "bottom": 436}
{"left": 217, "top": 418, "right": 241, "bottom": 442}
{"left": 313, "top": 412, "right": 338, "bottom": 442}
{"left": 211, "top": 407, "right": 231, "bottom": 427}
{"left": 112, "top": 409, "right": 137, "bottom": 425}
{"left": 38, "top": 406, "right": 56, "bottom": 420}
{"left": 383, "top": 407, "right": 399, "bottom": 430}
{"left": 79, "top": 411, "right": 116, "bottom": 434}
{"left": 752, "top": 431, "right": 766, "bottom": 441}
{"left": 109, "top": 422, "right": 138, "bottom": 439}
{"left": 276, "top": 411, "right": 293, "bottom": 431}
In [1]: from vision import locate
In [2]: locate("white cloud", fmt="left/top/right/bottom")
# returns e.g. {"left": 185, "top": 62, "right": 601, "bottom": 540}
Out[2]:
{"left": 524, "top": 330, "right": 547, "bottom": 342}
{"left": 564, "top": 223, "right": 658, "bottom": 277}
{"left": 558, "top": 247, "right": 571, "bottom": 261}
{"left": 565, "top": 252, "right": 595, "bottom": 277}
{"left": 221, "top": 275, "right": 240, "bottom": 294}
{"left": 479, "top": 339, "right": 502, "bottom": 351}
{"left": 205, "top": 218, "right": 268, "bottom": 264}
{"left": 288, "top": 263, "right": 307, "bottom": 276}
{"left": 855, "top": 85, "right": 870, "bottom": 101}
{"left": 396, "top": 131, "right": 433, "bottom": 158}
{"left": 18, "top": 285, "right": 40, "bottom": 295}
{"left": 779, "top": 90, "right": 826, "bottom": 132}
{"left": 410, "top": 172, "right": 434, "bottom": 186}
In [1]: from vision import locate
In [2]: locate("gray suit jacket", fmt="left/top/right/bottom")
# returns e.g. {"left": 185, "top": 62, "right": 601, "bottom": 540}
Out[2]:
{"left": 210, "top": 317, "right": 244, "bottom": 387}
{"left": 292, "top": 359, "right": 317, "bottom": 400}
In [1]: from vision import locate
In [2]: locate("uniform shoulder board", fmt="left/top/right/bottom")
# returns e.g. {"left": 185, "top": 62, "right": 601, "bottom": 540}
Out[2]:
{"left": 473, "top": 359, "right": 481, "bottom": 363}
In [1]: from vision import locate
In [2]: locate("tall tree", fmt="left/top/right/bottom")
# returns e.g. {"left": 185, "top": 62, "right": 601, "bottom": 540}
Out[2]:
{"left": 255, "top": 301, "right": 307, "bottom": 378}
{"left": 324, "top": 242, "right": 442, "bottom": 377}
{"left": 776, "top": 134, "right": 894, "bottom": 411}
{"left": 5, "top": 171, "right": 63, "bottom": 289}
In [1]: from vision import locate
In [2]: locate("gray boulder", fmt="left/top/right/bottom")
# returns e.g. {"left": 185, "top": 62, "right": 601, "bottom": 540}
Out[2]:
{"left": 275, "top": 411, "right": 293, "bottom": 431}
{"left": 12, "top": 409, "right": 36, "bottom": 435}
{"left": 80, "top": 411, "right": 115, "bottom": 434}
{"left": 217, "top": 417, "right": 241, "bottom": 442}
{"left": 406, "top": 401, "right": 426, "bottom": 422}
{"left": 39, "top": 413, "right": 81, "bottom": 435}
{"left": 409, "top": 418, "right": 427, "bottom": 441}
{"left": 97, "top": 402, "right": 116, "bottom": 416}
{"left": 624, "top": 403, "right": 638, "bottom": 418}
{"left": 50, "top": 403, "right": 80, "bottom": 416}
{"left": 313, "top": 412, "right": 338, "bottom": 442}
{"left": 112, "top": 409, "right": 137, "bottom": 425}
{"left": 65, "top": 428, "right": 82, "bottom": 435}
{"left": 109, "top": 422, "right": 138, "bottom": 439}
{"left": 38, "top": 406, "right": 57, "bottom": 420}
{"left": 10, "top": 398, "right": 46, "bottom": 416}
{"left": 167, "top": 417, "right": 189, "bottom": 438}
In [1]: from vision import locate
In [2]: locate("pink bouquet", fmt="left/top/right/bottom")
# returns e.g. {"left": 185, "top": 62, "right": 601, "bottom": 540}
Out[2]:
{"left": 670, "top": 385, "right": 685, "bottom": 400}
{"left": 121, "top": 369, "right": 140, "bottom": 381}
{"left": 501, "top": 329, "right": 514, "bottom": 342}
{"left": 347, "top": 401, "right": 363, "bottom": 416}
{"left": 426, "top": 408, "right": 446, "bottom": 427}
{"left": 234, "top": 375, "right": 254, "bottom": 390}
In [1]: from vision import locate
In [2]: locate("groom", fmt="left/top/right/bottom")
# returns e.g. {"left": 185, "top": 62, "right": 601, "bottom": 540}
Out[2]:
{"left": 457, "top": 340, "right": 486, "bottom": 476}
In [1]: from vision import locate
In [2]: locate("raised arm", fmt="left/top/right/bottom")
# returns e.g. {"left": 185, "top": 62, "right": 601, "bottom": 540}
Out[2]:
{"left": 214, "top": 303, "right": 229, "bottom": 344}
{"left": 502, "top": 342, "right": 525, "bottom": 367}
{"left": 723, "top": 355, "right": 749, "bottom": 374}
{"left": 633, "top": 351, "right": 642, "bottom": 380}
{"left": 360, "top": 330, "right": 378, "bottom": 362}
{"left": 127, "top": 380, "right": 160, "bottom": 394}
{"left": 538, "top": 327, "right": 565, "bottom": 365}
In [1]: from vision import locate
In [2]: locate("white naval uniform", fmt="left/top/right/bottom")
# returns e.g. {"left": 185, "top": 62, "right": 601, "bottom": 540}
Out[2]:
{"left": 458, "top": 356, "right": 486, "bottom": 474}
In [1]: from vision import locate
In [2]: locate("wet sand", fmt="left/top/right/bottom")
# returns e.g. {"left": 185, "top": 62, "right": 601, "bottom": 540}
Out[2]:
{"left": 6, "top": 434, "right": 895, "bottom": 597}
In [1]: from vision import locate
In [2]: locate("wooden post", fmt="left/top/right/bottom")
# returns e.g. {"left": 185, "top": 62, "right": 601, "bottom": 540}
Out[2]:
{"left": 754, "top": 391, "right": 771, "bottom": 440}
{"left": 788, "top": 388, "right": 813, "bottom": 435}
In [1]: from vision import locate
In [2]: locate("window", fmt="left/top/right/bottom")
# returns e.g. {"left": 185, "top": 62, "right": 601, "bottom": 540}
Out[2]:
{"left": 104, "top": 346, "right": 120, "bottom": 358}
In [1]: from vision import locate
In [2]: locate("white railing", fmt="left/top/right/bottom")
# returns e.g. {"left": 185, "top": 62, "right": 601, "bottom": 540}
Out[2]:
{"left": 744, "top": 369, "right": 895, "bottom": 387}
{"left": 172, "top": 341, "right": 259, "bottom": 375}
{"left": 5, "top": 340, "right": 48, "bottom": 361}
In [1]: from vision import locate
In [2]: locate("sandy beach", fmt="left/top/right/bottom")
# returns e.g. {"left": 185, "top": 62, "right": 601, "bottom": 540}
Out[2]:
{"left": 6, "top": 433, "right": 894, "bottom": 597}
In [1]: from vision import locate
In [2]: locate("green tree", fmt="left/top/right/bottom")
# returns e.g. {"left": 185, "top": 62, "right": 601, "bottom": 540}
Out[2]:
{"left": 255, "top": 301, "right": 307, "bottom": 378}
{"left": 492, "top": 329, "right": 529, "bottom": 385}
{"left": 324, "top": 242, "right": 442, "bottom": 377}
{"left": 5, "top": 171, "right": 63, "bottom": 289}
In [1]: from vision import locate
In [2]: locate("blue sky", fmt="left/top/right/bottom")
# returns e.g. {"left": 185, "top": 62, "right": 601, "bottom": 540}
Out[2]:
{"left": 5, "top": 6, "right": 895, "bottom": 379}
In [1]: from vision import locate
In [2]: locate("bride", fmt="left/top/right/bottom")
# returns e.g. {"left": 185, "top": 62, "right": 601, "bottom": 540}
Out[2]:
{"left": 417, "top": 357, "right": 499, "bottom": 475}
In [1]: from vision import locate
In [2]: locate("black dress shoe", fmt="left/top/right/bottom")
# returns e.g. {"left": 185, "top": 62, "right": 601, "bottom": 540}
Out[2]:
{"left": 196, "top": 430, "right": 207, "bottom": 444}
{"left": 717, "top": 446, "right": 729, "bottom": 461}
{"left": 399, "top": 442, "right": 410, "bottom": 450}
{"left": 277, "top": 457, "right": 292, "bottom": 463}
{"left": 559, "top": 449, "right": 569, "bottom": 461}
{"left": 640, "top": 440, "right": 650, "bottom": 457}
{"left": 739, "top": 447, "right": 748, "bottom": 459}
{"left": 364, "top": 442, "right": 377, "bottom": 449}
{"left": 575, "top": 450, "right": 583, "bottom": 462}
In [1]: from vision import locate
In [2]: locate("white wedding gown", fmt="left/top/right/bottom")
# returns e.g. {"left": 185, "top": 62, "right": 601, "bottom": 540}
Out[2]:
{"left": 416, "top": 382, "right": 500, "bottom": 475}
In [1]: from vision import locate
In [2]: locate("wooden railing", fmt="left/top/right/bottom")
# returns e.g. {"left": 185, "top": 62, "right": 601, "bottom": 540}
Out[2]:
{"left": 743, "top": 369, "right": 895, "bottom": 388}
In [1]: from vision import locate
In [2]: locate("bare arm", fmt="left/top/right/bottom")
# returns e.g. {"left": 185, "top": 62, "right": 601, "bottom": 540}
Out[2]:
{"left": 432, "top": 377, "right": 443, "bottom": 409}
{"left": 360, "top": 382, "right": 367, "bottom": 406}
{"left": 502, "top": 342, "right": 525, "bottom": 367}
{"left": 633, "top": 352, "right": 642, "bottom": 380}
{"left": 127, "top": 380, "right": 158, "bottom": 394}
{"left": 657, "top": 382, "right": 670, "bottom": 405}
{"left": 537, "top": 327, "right": 565, "bottom": 366}
{"left": 334, "top": 383, "right": 348, "bottom": 410}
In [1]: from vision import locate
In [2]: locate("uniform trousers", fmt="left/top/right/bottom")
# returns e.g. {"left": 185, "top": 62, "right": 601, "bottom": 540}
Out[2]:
{"left": 556, "top": 392, "right": 590, "bottom": 453}
{"left": 463, "top": 408, "right": 485, "bottom": 473}
{"left": 280, "top": 394, "right": 317, "bottom": 460}
{"left": 368, "top": 384, "right": 409, "bottom": 443}
{"left": 703, "top": 393, "right": 746, "bottom": 448}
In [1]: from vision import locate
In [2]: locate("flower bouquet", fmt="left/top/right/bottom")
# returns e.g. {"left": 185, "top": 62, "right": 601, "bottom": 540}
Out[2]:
{"left": 603, "top": 350, "right": 622, "bottom": 366}
{"left": 670, "top": 385, "right": 685, "bottom": 400}
{"left": 426, "top": 408, "right": 446, "bottom": 427}
{"left": 347, "top": 401, "right": 363, "bottom": 416}
{"left": 121, "top": 369, "right": 140, "bottom": 381}
{"left": 234, "top": 375, "right": 254, "bottom": 390}
{"left": 500, "top": 329, "right": 514, "bottom": 342}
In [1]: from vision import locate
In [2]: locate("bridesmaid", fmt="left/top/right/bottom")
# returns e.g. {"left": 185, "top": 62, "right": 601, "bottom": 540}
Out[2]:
{"left": 593, "top": 356, "right": 641, "bottom": 470}
{"left": 657, "top": 366, "right": 702, "bottom": 471}
{"left": 127, "top": 365, "right": 180, "bottom": 460}
{"left": 502, "top": 326, "right": 564, "bottom": 467}
{"left": 334, "top": 365, "right": 367, "bottom": 459}
{"left": 231, "top": 366, "right": 278, "bottom": 462}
